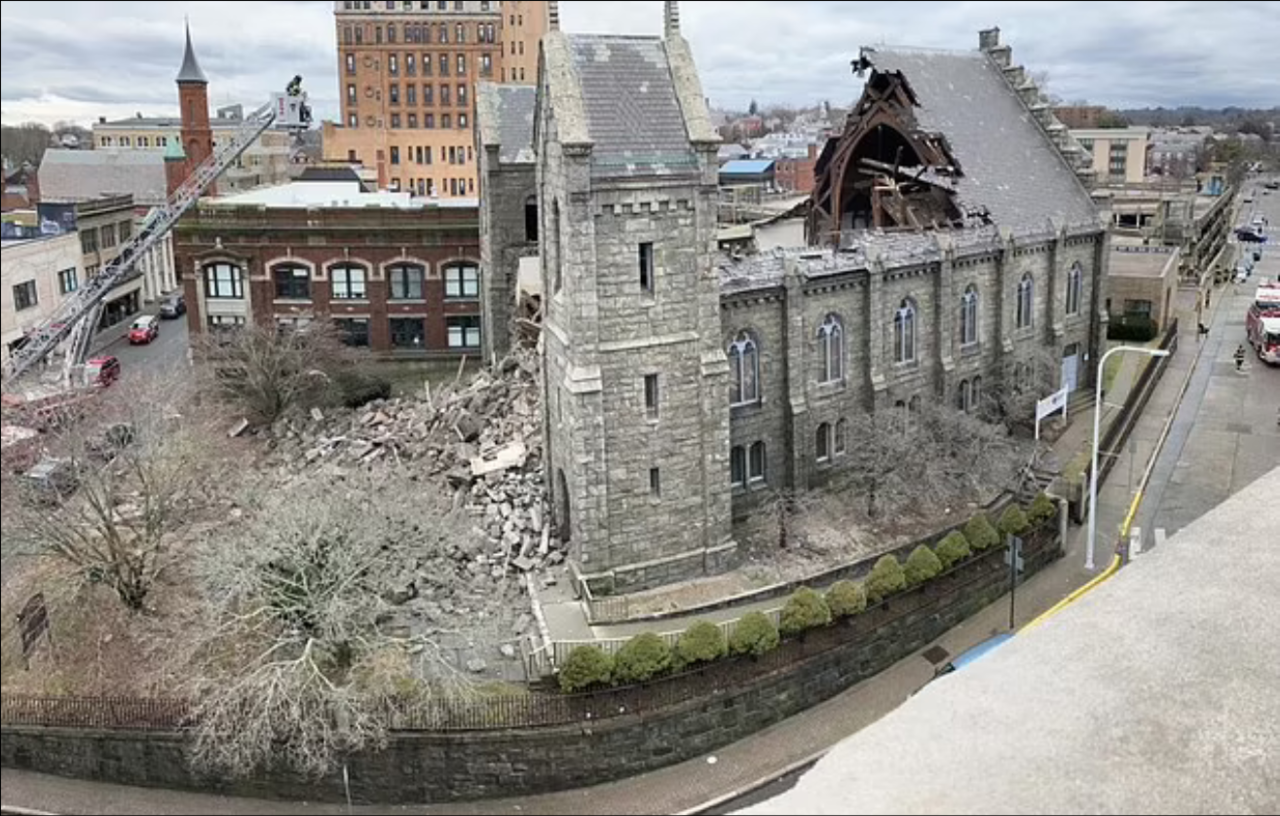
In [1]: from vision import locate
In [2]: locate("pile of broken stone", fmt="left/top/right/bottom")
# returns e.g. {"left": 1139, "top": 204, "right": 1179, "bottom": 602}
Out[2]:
{"left": 267, "top": 349, "right": 565, "bottom": 593}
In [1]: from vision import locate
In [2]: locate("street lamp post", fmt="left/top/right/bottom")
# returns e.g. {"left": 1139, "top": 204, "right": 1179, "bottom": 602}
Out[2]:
{"left": 1086, "top": 345, "right": 1172, "bottom": 571}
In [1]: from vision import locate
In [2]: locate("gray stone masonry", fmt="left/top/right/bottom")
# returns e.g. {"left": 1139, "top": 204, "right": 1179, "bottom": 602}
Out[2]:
{"left": 537, "top": 27, "right": 735, "bottom": 589}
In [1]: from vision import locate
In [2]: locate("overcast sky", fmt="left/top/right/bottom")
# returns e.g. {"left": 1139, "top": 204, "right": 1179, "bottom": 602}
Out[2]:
{"left": 2, "top": 0, "right": 1278, "bottom": 128}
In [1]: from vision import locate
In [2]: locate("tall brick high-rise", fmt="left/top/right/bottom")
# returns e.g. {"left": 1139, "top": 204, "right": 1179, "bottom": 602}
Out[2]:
{"left": 324, "top": 0, "right": 549, "bottom": 196}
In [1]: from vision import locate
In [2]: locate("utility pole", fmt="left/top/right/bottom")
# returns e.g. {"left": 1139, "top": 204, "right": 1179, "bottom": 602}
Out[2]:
{"left": 1006, "top": 534, "right": 1024, "bottom": 631}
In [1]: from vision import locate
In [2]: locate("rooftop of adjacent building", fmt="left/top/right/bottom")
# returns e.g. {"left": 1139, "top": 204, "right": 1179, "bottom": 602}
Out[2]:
{"left": 206, "top": 179, "right": 477, "bottom": 209}
{"left": 1108, "top": 240, "right": 1180, "bottom": 278}
{"left": 742, "top": 465, "right": 1280, "bottom": 815}
{"left": 1069, "top": 125, "right": 1152, "bottom": 140}
{"left": 334, "top": 0, "right": 502, "bottom": 16}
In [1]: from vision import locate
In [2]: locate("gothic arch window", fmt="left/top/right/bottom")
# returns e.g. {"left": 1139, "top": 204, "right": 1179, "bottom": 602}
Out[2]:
{"left": 749, "top": 441, "right": 767, "bottom": 484}
{"left": 1017, "top": 273, "right": 1035, "bottom": 329}
{"left": 728, "top": 331, "right": 760, "bottom": 406}
{"left": 816, "top": 422, "right": 832, "bottom": 463}
{"left": 1066, "top": 262, "right": 1083, "bottom": 316}
{"left": 894, "top": 298, "right": 917, "bottom": 363}
{"left": 818, "top": 313, "right": 844, "bottom": 383}
{"left": 524, "top": 195, "right": 538, "bottom": 242}
{"left": 960, "top": 285, "right": 979, "bottom": 346}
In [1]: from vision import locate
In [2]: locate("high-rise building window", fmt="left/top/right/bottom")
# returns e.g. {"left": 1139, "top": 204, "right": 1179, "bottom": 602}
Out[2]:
{"left": 457, "top": 84, "right": 467, "bottom": 107}
{"left": 422, "top": 51, "right": 432, "bottom": 76}
{"left": 390, "top": 146, "right": 401, "bottom": 165}
{"left": 408, "top": 113, "right": 418, "bottom": 128}
{"left": 442, "top": 113, "right": 451, "bottom": 129}
{"left": 481, "top": 53, "right": 492, "bottom": 76}
{"left": 347, "top": 84, "right": 357, "bottom": 104}
{"left": 439, "top": 53, "right": 449, "bottom": 76}
{"left": 406, "top": 54, "right": 416, "bottom": 76}
{"left": 348, "top": 113, "right": 358, "bottom": 128}
{"left": 389, "top": 83, "right": 400, "bottom": 105}
{"left": 457, "top": 54, "right": 466, "bottom": 76}
{"left": 391, "top": 113, "right": 402, "bottom": 129}
{"left": 440, "top": 84, "right": 450, "bottom": 106}
{"left": 455, "top": 23, "right": 465, "bottom": 44}
{"left": 389, "top": 54, "right": 398, "bottom": 76}
{"left": 345, "top": 54, "right": 355, "bottom": 75}
{"left": 423, "top": 84, "right": 433, "bottom": 105}
{"left": 406, "top": 83, "right": 416, "bottom": 105}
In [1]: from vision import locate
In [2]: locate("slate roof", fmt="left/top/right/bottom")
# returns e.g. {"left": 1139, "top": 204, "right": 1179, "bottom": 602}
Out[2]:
{"left": 865, "top": 47, "right": 1100, "bottom": 236}
{"left": 566, "top": 34, "right": 697, "bottom": 179}
{"left": 38, "top": 150, "right": 168, "bottom": 206}
{"left": 491, "top": 85, "right": 537, "bottom": 164}
{"left": 176, "top": 24, "right": 208, "bottom": 84}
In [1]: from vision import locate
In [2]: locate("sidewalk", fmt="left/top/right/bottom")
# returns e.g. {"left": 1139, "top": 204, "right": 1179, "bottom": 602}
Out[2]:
{"left": 1, "top": 288, "right": 1225, "bottom": 816}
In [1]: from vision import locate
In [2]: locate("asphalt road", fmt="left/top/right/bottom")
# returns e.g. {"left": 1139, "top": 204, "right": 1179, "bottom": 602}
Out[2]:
{"left": 1135, "top": 174, "right": 1280, "bottom": 549}
{"left": 90, "top": 309, "right": 191, "bottom": 390}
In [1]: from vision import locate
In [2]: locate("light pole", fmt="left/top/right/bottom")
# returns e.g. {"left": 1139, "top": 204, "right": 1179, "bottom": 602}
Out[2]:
{"left": 1086, "top": 345, "right": 1171, "bottom": 571}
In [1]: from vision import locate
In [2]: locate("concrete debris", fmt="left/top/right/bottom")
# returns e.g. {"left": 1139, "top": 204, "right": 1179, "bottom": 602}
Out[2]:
{"left": 227, "top": 418, "right": 250, "bottom": 438}
{"left": 265, "top": 347, "right": 568, "bottom": 604}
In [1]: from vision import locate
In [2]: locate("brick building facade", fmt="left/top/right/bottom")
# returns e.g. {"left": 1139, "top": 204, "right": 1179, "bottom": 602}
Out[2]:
{"left": 479, "top": 11, "right": 1107, "bottom": 592}
{"left": 175, "top": 192, "right": 482, "bottom": 356}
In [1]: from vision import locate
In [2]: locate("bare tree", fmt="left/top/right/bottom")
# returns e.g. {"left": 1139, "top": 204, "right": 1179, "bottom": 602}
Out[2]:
{"left": 2, "top": 378, "right": 224, "bottom": 611}
{"left": 191, "top": 318, "right": 356, "bottom": 426}
{"left": 836, "top": 403, "right": 1029, "bottom": 521}
{"left": 979, "top": 345, "right": 1065, "bottom": 435}
{"left": 186, "top": 467, "right": 479, "bottom": 778}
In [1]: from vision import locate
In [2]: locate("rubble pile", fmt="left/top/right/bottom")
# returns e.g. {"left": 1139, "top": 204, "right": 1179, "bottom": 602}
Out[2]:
{"left": 269, "top": 348, "right": 564, "bottom": 590}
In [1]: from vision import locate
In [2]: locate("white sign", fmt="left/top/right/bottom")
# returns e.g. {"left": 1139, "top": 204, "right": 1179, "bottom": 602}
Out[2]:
{"left": 1036, "top": 387, "right": 1070, "bottom": 422}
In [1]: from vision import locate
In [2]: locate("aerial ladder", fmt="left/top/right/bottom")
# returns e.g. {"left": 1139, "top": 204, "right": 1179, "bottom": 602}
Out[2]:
{"left": 0, "top": 81, "right": 313, "bottom": 392}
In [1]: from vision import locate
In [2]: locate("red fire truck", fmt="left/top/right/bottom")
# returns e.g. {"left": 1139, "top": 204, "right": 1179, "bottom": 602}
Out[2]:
{"left": 1245, "top": 280, "right": 1280, "bottom": 365}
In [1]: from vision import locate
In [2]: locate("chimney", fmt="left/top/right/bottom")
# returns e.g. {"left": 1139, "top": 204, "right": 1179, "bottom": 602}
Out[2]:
{"left": 548, "top": 0, "right": 559, "bottom": 31}
{"left": 978, "top": 27, "right": 1000, "bottom": 51}
{"left": 98, "top": 116, "right": 107, "bottom": 124}
{"left": 665, "top": 1, "right": 681, "bottom": 38}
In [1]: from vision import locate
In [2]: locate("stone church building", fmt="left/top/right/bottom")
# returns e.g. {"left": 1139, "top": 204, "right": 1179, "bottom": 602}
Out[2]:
{"left": 478, "top": 2, "right": 1106, "bottom": 593}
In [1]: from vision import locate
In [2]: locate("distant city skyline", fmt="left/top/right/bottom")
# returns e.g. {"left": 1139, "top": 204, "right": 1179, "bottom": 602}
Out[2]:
{"left": 2, "top": 0, "right": 1278, "bottom": 129}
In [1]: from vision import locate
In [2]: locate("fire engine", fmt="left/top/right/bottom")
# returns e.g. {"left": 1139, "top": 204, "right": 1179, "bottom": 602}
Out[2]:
{"left": 1245, "top": 279, "right": 1280, "bottom": 365}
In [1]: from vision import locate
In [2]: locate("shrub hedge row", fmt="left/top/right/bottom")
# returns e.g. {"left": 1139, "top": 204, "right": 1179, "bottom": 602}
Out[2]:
{"left": 558, "top": 494, "right": 1059, "bottom": 692}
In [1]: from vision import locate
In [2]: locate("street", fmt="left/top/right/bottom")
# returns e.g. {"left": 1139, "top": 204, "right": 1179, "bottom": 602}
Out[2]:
{"left": 1135, "top": 177, "right": 1280, "bottom": 547}
{"left": 90, "top": 307, "right": 191, "bottom": 390}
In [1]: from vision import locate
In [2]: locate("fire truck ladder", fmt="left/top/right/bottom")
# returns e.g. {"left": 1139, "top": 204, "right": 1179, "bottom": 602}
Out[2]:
{"left": 1, "top": 101, "right": 277, "bottom": 389}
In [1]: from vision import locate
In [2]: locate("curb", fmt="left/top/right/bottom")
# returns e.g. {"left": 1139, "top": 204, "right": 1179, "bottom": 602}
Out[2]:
{"left": 0, "top": 806, "right": 57, "bottom": 815}
{"left": 676, "top": 750, "right": 826, "bottom": 816}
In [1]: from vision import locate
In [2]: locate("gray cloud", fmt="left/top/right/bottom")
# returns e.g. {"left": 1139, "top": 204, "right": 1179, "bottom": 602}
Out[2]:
{"left": 2, "top": 0, "right": 1277, "bottom": 128}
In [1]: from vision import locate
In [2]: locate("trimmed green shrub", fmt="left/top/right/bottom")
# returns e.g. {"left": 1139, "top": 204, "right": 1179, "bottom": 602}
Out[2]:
{"left": 998, "top": 505, "right": 1031, "bottom": 537}
{"left": 865, "top": 554, "right": 906, "bottom": 604}
{"left": 1027, "top": 493, "right": 1058, "bottom": 527}
{"left": 729, "top": 611, "right": 780, "bottom": 658}
{"left": 558, "top": 645, "right": 613, "bottom": 693}
{"left": 964, "top": 514, "right": 1000, "bottom": 552}
{"left": 934, "top": 530, "right": 972, "bottom": 571}
{"left": 903, "top": 544, "right": 943, "bottom": 587}
{"left": 612, "top": 632, "right": 673, "bottom": 685}
{"left": 779, "top": 587, "right": 832, "bottom": 637}
{"left": 674, "top": 621, "right": 727, "bottom": 669}
{"left": 825, "top": 580, "right": 867, "bottom": 619}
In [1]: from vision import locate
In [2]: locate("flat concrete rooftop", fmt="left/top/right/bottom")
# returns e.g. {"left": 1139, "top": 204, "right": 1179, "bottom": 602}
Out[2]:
{"left": 741, "top": 466, "right": 1280, "bottom": 815}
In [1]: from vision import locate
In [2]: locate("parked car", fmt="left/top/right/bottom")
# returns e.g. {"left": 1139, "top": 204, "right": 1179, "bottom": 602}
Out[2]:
{"left": 83, "top": 356, "right": 121, "bottom": 387}
{"left": 1236, "top": 228, "right": 1266, "bottom": 244}
{"left": 159, "top": 294, "right": 186, "bottom": 319}
{"left": 20, "top": 457, "right": 79, "bottom": 504}
{"left": 128, "top": 315, "right": 160, "bottom": 345}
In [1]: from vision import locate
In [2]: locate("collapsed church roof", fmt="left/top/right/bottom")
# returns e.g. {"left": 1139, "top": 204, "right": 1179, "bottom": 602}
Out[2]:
{"left": 723, "top": 33, "right": 1104, "bottom": 296}
{"left": 806, "top": 43, "right": 1100, "bottom": 249}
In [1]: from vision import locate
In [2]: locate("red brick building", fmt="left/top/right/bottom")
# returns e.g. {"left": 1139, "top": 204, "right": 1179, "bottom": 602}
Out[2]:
{"left": 174, "top": 181, "right": 482, "bottom": 357}
{"left": 774, "top": 144, "right": 819, "bottom": 195}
